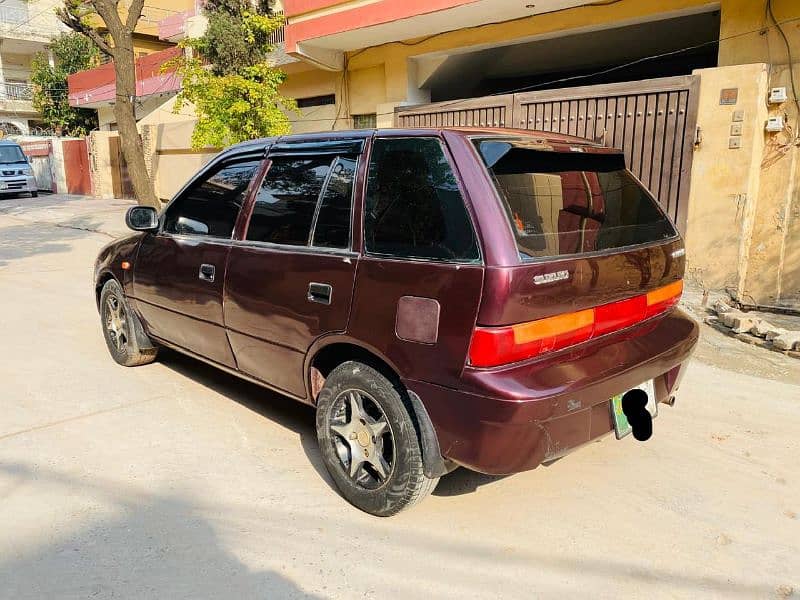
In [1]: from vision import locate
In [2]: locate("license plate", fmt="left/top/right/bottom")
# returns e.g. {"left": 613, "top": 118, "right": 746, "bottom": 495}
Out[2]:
{"left": 610, "top": 379, "right": 658, "bottom": 440}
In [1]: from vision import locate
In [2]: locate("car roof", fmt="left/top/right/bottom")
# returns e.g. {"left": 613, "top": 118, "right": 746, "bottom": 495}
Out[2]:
{"left": 221, "top": 127, "right": 607, "bottom": 157}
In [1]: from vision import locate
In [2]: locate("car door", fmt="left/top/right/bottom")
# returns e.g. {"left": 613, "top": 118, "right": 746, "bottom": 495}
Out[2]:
{"left": 224, "top": 139, "right": 364, "bottom": 399}
{"left": 132, "top": 151, "right": 264, "bottom": 368}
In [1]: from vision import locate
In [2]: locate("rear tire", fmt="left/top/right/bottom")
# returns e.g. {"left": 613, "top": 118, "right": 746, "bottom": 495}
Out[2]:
{"left": 316, "top": 361, "right": 439, "bottom": 516}
{"left": 100, "top": 279, "right": 158, "bottom": 367}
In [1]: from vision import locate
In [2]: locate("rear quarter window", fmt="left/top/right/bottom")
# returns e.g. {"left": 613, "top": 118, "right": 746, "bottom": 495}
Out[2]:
{"left": 364, "top": 137, "right": 480, "bottom": 262}
{"left": 475, "top": 139, "right": 677, "bottom": 259}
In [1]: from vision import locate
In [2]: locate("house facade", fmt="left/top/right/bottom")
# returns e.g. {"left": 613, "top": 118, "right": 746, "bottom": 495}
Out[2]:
{"left": 70, "top": 0, "right": 800, "bottom": 310}
{"left": 0, "top": 0, "right": 68, "bottom": 135}
{"left": 274, "top": 0, "right": 800, "bottom": 310}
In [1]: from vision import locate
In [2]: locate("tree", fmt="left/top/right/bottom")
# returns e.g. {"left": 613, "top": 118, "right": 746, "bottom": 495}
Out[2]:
{"left": 173, "top": 6, "right": 296, "bottom": 148}
{"left": 58, "top": 0, "right": 158, "bottom": 208}
{"left": 31, "top": 33, "right": 99, "bottom": 137}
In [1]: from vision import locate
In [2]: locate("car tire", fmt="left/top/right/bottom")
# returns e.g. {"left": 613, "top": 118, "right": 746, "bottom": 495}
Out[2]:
{"left": 30, "top": 191, "right": 38, "bottom": 198}
{"left": 316, "top": 361, "right": 439, "bottom": 516}
{"left": 100, "top": 279, "right": 158, "bottom": 367}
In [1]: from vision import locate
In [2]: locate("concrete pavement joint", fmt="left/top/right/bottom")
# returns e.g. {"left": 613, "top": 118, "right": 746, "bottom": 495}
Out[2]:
{"left": 0, "top": 396, "right": 166, "bottom": 443}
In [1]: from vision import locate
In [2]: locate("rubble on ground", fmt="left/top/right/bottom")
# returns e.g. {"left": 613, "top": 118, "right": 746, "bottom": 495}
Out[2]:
{"left": 706, "top": 300, "right": 800, "bottom": 359}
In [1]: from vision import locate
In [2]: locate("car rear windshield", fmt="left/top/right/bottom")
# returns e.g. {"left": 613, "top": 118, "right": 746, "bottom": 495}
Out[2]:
{"left": 474, "top": 139, "right": 677, "bottom": 259}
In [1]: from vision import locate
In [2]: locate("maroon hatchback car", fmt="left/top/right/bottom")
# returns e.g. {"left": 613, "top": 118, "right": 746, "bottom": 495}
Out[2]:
{"left": 95, "top": 128, "right": 698, "bottom": 516}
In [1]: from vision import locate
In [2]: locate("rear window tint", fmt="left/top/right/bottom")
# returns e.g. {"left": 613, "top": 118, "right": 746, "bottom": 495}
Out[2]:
{"left": 475, "top": 139, "right": 677, "bottom": 259}
{"left": 365, "top": 137, "right": 480, "bottom": 262}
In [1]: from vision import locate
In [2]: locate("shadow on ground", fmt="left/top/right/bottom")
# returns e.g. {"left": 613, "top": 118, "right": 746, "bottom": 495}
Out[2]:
{"left": 0, "top": 463, "right": 323, "bottom": 600}
{"left": 0, "top": 460, "right": 780, "bottom": 599}
{"left": 157, "top": 350, "right": 513, "bottom": 499}
{"left": 0, "top": 221, "right": 104, "bottom": 268}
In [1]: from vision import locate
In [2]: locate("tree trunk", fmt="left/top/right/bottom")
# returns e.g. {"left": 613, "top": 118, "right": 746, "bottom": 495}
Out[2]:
{"left": 113, "top": 47, "right": 158, "bottom": 208}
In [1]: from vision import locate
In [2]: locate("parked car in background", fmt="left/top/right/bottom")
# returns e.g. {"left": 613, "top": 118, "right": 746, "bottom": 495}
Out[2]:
{"left": 94, "top": 128, "right": 698, "bottom": 516}
{"left": 0, "top": 140, "right": 37, "bottom": 198}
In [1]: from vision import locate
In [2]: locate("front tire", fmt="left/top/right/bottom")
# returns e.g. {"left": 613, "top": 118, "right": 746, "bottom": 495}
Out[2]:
{"left": 316, "top": 361, "right": 439, "bottom": 516}
{"left": 100, "top": 279, "right": 157, "bottom": 367}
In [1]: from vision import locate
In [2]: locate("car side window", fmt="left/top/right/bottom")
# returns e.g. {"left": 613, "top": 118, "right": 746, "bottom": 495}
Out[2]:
{"left": 163, "top": 158, "right": 261, "bottom": 238}
{"left": 364, "top": 137, "right": 480, "bottom": 262}
{"left": 246, "top": 157, "right": 332, "bottom": 246}
{"left": 311, "top": 156, "right": 357, "bottom": 249}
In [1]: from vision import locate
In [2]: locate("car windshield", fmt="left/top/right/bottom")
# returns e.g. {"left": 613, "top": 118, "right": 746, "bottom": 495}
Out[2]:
{"left": 0, "top": 145, "right": 27, "bottom": 164}
{"left": 474, "top": 138, "right": 677, "bottom": 259}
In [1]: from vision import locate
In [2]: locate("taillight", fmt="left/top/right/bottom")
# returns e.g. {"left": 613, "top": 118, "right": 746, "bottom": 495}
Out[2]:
{"left": 645, "top": 280, "right": 683, "bottom": 317}
{"left": 469, "top": 280, "right": 683, "bottom": 368}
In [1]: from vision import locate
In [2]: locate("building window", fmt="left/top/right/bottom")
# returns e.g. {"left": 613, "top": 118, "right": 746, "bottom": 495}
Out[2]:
{"left": 353, "top": 114, "right": 377, "bottom": 129}
{"left": 297, "top": 95, "right": 336, "bottom": 108}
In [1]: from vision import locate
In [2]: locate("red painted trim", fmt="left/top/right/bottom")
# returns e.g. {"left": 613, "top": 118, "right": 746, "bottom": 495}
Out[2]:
{"left": 67, "top": 47, "right": 183, "bottom": 106}
{"left": 285, "top": 0, "right": 481, "bottom": 51}
{"left": 284, "top": 0, "right": 350, "bottom": 17}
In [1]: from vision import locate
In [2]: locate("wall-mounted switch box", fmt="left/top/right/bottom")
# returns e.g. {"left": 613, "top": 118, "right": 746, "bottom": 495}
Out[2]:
{"left": 729, "top": 137, "right": 742, "bottom": 149}
{"left": 766, "top": 116, "right": 785, "bottom": 133}
{"left": 730, "top": 123, "right": 743, "bottom": 136}
{"left": 769, "top": 87, "right": 788, "bottom": 104}
{"left": 732, "top": 110, "right": 745, "bottom": 122}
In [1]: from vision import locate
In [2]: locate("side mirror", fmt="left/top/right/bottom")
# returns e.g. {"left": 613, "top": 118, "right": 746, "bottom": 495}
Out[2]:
{"left": 125, "top": 206, "right": 159, "bottom": 232}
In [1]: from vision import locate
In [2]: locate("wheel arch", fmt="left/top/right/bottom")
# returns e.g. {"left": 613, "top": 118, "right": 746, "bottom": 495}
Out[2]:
{"left": 307, "top": 336, "right": 451, "bottom": 478}
{"left": 95, "top": 271, "right": 119, "bottom": 311}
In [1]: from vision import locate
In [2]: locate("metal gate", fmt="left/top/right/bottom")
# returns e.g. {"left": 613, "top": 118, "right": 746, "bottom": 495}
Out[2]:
{"left": 395, "top": 75, "right": 699, "bottom": 232}
{"left": 62, "top": 139, "right": 92, "bottom": 195}
{"left": 19, "top": 140, "right": 55, "bottom": 192}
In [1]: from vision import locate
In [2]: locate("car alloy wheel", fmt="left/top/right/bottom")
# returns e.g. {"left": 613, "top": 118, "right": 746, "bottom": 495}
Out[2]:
{"left": 104, "top": 293, "right": 129, "bottom": 353}
{"left": 328, "top": 389, "right": 395, "bottom": 490}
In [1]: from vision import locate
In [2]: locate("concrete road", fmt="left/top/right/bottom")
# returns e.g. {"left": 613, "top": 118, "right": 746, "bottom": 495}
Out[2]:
{"left": 1, "top": 194, "right": 798, "bottom": 599}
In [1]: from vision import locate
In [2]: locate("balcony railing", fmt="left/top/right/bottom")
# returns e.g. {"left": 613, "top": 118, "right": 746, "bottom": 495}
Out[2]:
{"left": 0, "top": 82, "right": 33, "bottom": 101}
{"left": 267, "top": 13, "right": 285, "bottom": 45}
{"left": 0, "top": 6, "right": 28, "bottom": 24}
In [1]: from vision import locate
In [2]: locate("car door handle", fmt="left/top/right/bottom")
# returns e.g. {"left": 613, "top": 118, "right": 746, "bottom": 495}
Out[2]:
{"left": 198, "top": 264, "right": 216, "bottom": 283}
{"left": 308, "top": 282, "right": 333, "bottom": 305}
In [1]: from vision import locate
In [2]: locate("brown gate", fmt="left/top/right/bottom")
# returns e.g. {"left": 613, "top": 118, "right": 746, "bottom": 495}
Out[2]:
{"left": 62, "top": 139, "right": 92, "bottom": 195}
{"left": 109, "top": 135, "right": 135, "bottom": 199}
{"left": 395, "top": 75, "right": 699, "bottom": 232}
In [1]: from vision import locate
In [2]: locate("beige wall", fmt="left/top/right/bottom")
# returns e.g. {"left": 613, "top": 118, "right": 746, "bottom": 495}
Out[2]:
{"left": 684, "top": 64, "right": 770, "bottom": 295}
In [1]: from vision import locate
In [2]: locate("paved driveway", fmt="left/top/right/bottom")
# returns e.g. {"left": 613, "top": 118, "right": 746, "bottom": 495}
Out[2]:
{"left": 0, "top": 194, "right": 798, "bottom": 599}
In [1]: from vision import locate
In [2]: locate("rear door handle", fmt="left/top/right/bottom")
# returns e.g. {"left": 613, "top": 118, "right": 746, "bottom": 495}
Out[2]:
{"left": 308, "top": 282, "right": 333, "bottom": 305}
{"left": 199, "top": 264, "right": 216, "bottom": 282}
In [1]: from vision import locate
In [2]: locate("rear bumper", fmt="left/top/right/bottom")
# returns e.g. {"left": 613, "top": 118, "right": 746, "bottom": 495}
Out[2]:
{"left": 405, "top": 309, "right": 699, "bottom": 475}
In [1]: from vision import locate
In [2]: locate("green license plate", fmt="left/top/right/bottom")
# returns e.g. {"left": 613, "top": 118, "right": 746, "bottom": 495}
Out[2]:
{"left": 610, "top": 380, "right": 657, "bottom": 440}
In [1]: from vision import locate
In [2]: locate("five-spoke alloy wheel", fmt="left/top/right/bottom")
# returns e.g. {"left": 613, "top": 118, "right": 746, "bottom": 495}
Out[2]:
{"left": 329, "top": 389, "right": 394, "bottom": 489}
{"left": 316, "top": 361, "right": 439, "bottom": 516}
{"left": 100, "top": 279, "right": 158, "bottom": 367}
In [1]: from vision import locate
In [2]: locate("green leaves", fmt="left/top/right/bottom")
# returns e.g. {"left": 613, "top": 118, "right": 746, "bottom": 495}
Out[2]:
{"left": 174, "top": 4, "right": 296, "bottom": 148}
{"left": 30, "top": 33, "right": 100, "bottom": 136}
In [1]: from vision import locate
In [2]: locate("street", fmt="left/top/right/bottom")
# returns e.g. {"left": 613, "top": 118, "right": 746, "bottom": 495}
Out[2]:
{"left": 0, "top": 194, "right": 798, "bottom": 599}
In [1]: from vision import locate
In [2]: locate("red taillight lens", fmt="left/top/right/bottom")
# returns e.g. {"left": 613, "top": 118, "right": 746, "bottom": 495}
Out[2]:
{"left": 469, "top": 309, "right": 594, "bottom": 368}
{"left": 469, "top": 280, "right": 683, "bottom": 368}
{"left": 594, "top": 295, "right": 647, "bottom": 337}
